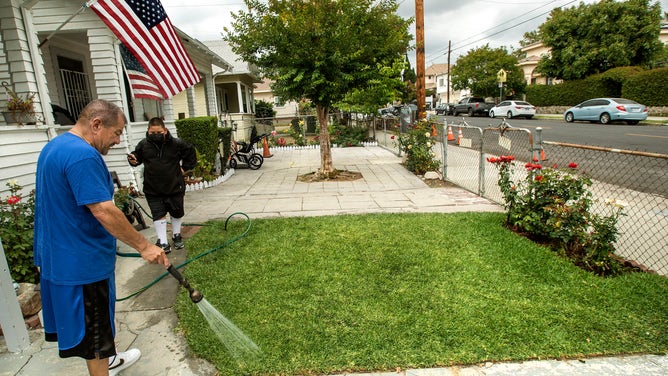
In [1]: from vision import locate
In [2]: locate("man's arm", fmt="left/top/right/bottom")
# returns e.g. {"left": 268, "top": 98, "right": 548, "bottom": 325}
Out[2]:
{"left": 87, "top": 200, "right": 169, "bottom": 267}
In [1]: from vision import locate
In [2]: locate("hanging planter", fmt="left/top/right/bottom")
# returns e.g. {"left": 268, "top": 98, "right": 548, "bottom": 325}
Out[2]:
{"left": 2, "top": 81, "right": 37, "bottom": 125}
{"left": 2, "top": 111, "right": 37, "bottom": 125}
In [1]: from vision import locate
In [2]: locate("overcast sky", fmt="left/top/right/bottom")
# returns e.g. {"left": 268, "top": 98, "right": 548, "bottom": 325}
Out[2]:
{"left": 162, "top": 0, "right": 668, "bottom": 67}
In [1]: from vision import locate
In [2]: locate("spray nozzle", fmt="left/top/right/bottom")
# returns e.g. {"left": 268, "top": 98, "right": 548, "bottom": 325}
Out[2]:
{"left": 167, "top": 264, "right": 204, "bottom": 303}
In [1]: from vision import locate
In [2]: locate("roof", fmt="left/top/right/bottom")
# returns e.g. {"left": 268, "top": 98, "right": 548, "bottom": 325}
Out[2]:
{"left": 425, "top": 63, "right": 449, "bottom": 76}
{"left": 202, "top": 39, "right": 261, "bottom": 80}
{"left": 174, "top": 28, "right": 233, "bottom": 71}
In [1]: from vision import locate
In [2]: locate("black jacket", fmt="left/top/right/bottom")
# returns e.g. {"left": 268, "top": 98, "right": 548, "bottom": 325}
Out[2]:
{"left": 130, "top": 131, "right": 197, "bottom": 196}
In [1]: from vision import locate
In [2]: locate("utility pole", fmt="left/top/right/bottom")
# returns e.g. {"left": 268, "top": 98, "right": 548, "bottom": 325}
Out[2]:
{"left": 415, "top": 0, "right": 425, "bottom": 120}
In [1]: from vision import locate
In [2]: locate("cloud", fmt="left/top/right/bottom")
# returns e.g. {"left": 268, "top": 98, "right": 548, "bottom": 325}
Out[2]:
{"left": 163, "top": 0, "right": 668, "bottom": 67}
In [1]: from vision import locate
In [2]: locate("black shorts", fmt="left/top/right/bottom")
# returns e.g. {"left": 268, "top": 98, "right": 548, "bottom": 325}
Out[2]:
{"left": 145, "top": 194, "right": 185, "bottom": 219}
{"left": 41, "top": 278, "right": 116, "bottom": 360}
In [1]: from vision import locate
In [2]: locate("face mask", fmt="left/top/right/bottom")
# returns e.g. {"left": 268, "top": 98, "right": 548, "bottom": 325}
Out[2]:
{"left": 148, "top": 133, "right": 164, "bottom": 144}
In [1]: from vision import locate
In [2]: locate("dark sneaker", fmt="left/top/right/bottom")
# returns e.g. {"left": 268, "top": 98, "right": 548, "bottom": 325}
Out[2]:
{"left": 156, "top": 240, "right": 171, "bottom": 254}
{"left": 109, "top": 348, "right": 141, "bottom": 375}
{"left": 172, "top": 234, "right": 185, "bottom": 249}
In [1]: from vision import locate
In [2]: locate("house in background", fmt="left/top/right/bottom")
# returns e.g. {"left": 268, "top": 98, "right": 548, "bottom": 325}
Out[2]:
{"left": 518, "top": 42, "right": 559, "bottom": 86}
{"left": 0, "top": 0, "right": 232, "bottom": 194}
{"left": 201, "top": 40, "right": 262, "bottom": 142}
{"left": 254, "top": 78, "right": 300, "bottom": 119}
{"left": 426, "top": 63, "right": 464, "bottom": 106}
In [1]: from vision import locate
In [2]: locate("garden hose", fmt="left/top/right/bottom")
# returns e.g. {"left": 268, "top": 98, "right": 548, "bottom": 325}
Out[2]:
{"left": 115, "top": 211, "right": 252, "bottom": 301}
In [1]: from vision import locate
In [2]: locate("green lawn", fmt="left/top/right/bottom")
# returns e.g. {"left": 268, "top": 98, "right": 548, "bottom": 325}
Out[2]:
{"left": 174, "top": 212, "right": 667, "bottom": 376}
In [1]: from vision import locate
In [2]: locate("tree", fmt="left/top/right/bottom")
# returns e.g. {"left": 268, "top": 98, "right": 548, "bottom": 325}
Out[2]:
{"left": 336, "top": 59, "right": 407, "bottom": 115}
{"left": 254, "top": 99, "right": 276, "bottom": 121}
{"left": 450, "top": 45, "right": 525, "bottom": 98}
{"left": 536, "top": 0, "right": 663, "bottom": 80}
{"left": 519, "top": 30, "right": 541, "bottom": 48}
{"left": 225, "top": 0, "right": 412, "bottom": 178}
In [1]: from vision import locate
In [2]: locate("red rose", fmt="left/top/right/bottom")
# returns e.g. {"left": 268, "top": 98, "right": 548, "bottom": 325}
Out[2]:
{"left": 568, "top": 162, "right": 578, "bottom": 169}
{"left": 6, "top": 195, "right": 20, "bottom": 205}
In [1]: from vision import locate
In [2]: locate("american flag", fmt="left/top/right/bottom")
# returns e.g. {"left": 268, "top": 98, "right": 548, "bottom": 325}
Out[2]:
{"left": 90, "top": 0, "right": 201, "bottom": 99}
{"left": 119, "top": 44, "right": 163, "bottom": 100}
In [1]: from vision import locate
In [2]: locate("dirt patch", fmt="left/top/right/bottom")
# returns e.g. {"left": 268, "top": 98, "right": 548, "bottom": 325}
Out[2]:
{"left": 297, "top": 169, "right": 363, "bottom": 183}
{"left": 422, "top": 178, "right": 459, "bottom": 188}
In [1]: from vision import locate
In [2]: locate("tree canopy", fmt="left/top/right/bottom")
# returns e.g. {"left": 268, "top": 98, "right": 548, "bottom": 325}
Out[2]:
{"left": 536, "top": 0, "right": 663, "bottom": 80}
{"left": 450, "top": 45, "right": 525, "bottom": 98}
{"left": 224, "top": 0, "right": 412, "bottom": 177}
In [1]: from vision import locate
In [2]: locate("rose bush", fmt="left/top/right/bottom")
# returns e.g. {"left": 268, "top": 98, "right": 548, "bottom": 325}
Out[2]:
{"left": 488, "top": 156, "right": 625, "bottom": 276}
{"left": 0, "top": 180, "right": 38, "bottom": 283}
{"left": 394, "top": 120, "right": 441, "bottom": 175}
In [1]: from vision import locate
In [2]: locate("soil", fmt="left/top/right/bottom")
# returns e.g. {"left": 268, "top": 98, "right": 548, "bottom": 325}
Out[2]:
{"left": 422, "top": 178, "right": 459, "bottom": 188}
{"left": 297, "top": 169, "right": 457, "bottom": 189}
{"left": 297, "top": 170, "right": 363, "bottom": 182}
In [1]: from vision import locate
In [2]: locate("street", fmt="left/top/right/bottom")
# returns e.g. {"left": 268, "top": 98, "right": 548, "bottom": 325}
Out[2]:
{"left": 438, "top": 115, "right": 668, "bottom": 155}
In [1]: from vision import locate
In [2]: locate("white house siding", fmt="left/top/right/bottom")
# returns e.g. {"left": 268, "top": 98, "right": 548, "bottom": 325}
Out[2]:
{"left": 0, "top": 1, "right": 44, "bottom": 125}
{"left": 1, "top": 0, "right": 224, "bottom": 198}
{"left": 0, "top": 127, "right": 51, "bottom": 196}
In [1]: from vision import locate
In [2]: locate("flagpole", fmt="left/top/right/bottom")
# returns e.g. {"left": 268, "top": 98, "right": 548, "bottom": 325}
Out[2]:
{"left": 37, "top": 0, "right": 99, "bottom": 49}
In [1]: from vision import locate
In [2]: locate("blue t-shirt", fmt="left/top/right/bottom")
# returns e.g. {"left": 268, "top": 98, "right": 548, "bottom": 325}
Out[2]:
{"left": 34, "top": 132, "right": 117, "bottom": 284}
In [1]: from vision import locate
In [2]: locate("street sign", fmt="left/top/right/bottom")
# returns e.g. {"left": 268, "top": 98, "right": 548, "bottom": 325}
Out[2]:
{"left": 497, "top": 69, "right": 507, "bottom": 83}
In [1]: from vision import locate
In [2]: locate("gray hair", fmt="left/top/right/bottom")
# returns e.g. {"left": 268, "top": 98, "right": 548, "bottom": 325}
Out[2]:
{"left": 78, "top": 99, "right": 127, "bottom": 127}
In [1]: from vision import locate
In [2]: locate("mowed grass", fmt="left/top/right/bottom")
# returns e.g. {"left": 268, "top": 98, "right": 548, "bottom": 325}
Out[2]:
{"left": 174, "top": 212, "right": 667, "bottom": 376}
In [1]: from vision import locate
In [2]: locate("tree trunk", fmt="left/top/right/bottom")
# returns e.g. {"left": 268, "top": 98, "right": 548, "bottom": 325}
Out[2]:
{"left": 316, "top": 104, "right": 335, "bottom": 178}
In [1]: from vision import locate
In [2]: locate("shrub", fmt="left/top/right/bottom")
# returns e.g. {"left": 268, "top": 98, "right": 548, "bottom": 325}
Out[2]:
{"left": 288, "top": 119, "right": 307, "bottom": 146}
{"left": 175, "top": 116, "right": 219, "bottom": 174}
{"left": 488, "top": 157, "right": 625, "bottom": 276}
{"left": 0, "top": 180, "right": 38, "bottom": 283}
{"left": 394, "top": 120, "right": 441, "bottom": 175}
{"left": 329, "top": 123, "right": 367, "bottom": 147}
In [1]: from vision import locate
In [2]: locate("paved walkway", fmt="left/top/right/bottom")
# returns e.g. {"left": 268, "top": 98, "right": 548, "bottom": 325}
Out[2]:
{"left": 1, "top": 146, "right": 665, "bottom": 375}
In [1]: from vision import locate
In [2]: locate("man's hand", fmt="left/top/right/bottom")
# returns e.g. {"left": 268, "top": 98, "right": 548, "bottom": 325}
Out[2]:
{"left": 141, "top": 243, "right": 170, "bottom": 267}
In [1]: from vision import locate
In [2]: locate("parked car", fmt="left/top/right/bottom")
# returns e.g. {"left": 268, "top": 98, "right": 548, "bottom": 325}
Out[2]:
{"left": 564, "top": 98, "right": 648, "bottom": 125}
{"left": 489, "top": 100, "right": 535, "bottom": 119}
{"left": 435, "top": 103, "right": 454, "bottom": 115}
{"left": 452, "top": 97, "right": 495, "bottom": 117}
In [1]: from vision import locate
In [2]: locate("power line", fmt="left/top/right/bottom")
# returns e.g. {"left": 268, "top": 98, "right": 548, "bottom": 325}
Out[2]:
{"left": 424, "top": 0, "right": 579, "bottom": 65}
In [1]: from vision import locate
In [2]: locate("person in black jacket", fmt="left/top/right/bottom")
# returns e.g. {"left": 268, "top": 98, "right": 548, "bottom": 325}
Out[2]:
{"left": 127, "top": 117, "right": 197, "bottom": 253}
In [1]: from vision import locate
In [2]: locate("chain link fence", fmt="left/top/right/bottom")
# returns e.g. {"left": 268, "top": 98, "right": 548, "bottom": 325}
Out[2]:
{"left": 437, "top": 120, "right": 667, "bottom": 276}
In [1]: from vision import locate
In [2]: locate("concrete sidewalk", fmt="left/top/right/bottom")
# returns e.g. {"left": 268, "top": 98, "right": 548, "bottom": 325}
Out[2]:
{"left": 1, "top": 146, "right": 665, "bottom": 375}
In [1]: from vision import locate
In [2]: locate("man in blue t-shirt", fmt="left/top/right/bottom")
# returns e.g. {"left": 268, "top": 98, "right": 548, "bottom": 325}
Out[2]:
{"left": 34, "top": 99, "right": 169, "bottom": 376}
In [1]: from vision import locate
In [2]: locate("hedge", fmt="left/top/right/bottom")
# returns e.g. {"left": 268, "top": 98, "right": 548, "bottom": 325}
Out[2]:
{"left": 175, "top": 116, "right": 219, "bottom": 173}
{"left": 526, "top": 66, "right": 667, "bottom": 106}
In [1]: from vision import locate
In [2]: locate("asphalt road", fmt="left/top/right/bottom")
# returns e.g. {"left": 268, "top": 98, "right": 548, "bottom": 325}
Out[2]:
{"left": 439, "top": 115, "right": 668, "bottom": 155}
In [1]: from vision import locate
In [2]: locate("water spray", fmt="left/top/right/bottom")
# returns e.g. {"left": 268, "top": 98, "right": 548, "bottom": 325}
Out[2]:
{"left": 115, "top": 212, "right": 260, "bottom": 360}
{"left": 167, "top": 264, "right": 203, "bottom": 303}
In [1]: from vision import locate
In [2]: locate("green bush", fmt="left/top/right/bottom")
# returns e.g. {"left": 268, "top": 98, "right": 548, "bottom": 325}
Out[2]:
{"left": 1, "top": 180, "right": 38, "bottom": 283}
{"left": 175, "top": 116, "right": 218, "bottom": 176}
{"left": 526, "top": 66, "right": 667, "bottom": 106}
{"left": 329, "top": 123, "right": 368, "bottom": 147}
{"left": 488, "top": 156, "right": 625, "bottom": 276}
{"left": 623, "top": 67, "right": 668, "bottom": 106}
{"left": 395, "top": 120, "right": 441, "bottom": 175}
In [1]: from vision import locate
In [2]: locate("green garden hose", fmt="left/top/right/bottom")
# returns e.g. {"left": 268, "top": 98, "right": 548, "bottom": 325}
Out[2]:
{"left": 115, "top": 211, "right": 252, "bottom": 301}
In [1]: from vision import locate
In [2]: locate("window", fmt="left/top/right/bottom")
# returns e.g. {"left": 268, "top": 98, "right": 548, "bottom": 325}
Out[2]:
{"left": 57, "top": 55, "right": 92, "bottom": 120}
{"left": 274, "top": 96, "right": 285, "bottom": 107}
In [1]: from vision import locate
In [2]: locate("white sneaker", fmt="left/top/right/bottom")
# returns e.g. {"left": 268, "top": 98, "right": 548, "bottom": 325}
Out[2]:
{"left": 109, "top": 348, "right": 141, "bottom": 375}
